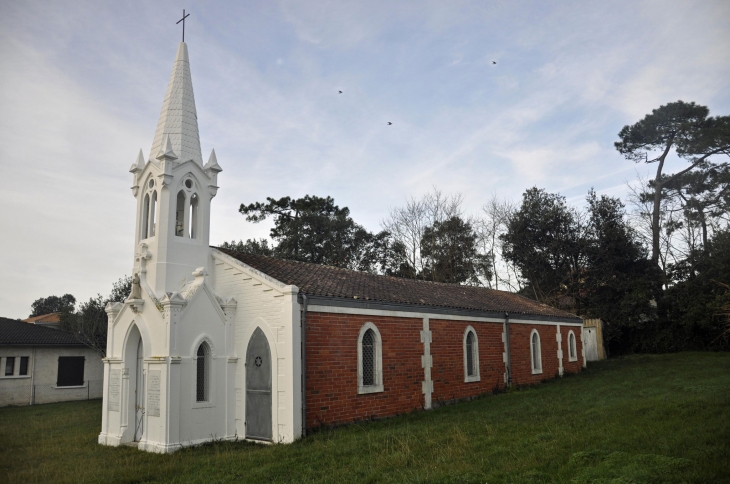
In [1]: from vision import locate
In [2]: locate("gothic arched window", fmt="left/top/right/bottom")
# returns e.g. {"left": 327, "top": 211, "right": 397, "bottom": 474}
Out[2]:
{"left": 196, "top": 342, "right": 210, "bottom": 402}
{"left": 358, "top": 323, "right": 383, "bottom": 394}
{"left": 142, "top": 193, "right": 150, "bottom": 239}
{"left": 149, "top": 191, "right": 157, "bottom": 237}
{"left": 530, "top": 329, "right": 542, "bottom": 374}
{"left": 175, "top": 190, "right": 186, "bottom": 237}
{"left": 464, "top": 326, "right": 480, "bottom": 382}
{"left": 189, "top": 193, "right": 198, "bottom": 239}
{"left": 568, "top": 331, "right": 577, "bottom": 362}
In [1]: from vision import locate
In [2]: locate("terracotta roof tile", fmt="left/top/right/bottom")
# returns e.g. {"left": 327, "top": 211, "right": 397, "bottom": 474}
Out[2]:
{"left": 216, "top": 249, "right": 581, "bottom": 321}
{"left": 22, "top": 312, "right": 60, "bottom": 324}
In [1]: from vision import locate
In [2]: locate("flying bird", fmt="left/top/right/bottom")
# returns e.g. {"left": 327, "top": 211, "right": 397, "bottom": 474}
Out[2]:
{"left": 339, "top": 90, "right": 343, "bottom": 94}
{"left": 387, "top": 122, "right": 393, "bottom": 125}
{"left": 492, "top": 61, "right": 497, "bottom": 65}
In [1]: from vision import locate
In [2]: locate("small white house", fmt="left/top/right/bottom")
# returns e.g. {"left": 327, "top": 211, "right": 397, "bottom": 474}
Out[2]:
{"left": 0, "top": 317, "right": 104, "bottom": 406}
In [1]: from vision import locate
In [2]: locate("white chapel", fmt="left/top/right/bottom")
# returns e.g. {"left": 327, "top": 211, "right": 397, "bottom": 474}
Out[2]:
{"left": 99, "top": 42, "right": 303, "bottom": 452}
{"left": 98, "top": 41, "right": 585, "bottom": 454}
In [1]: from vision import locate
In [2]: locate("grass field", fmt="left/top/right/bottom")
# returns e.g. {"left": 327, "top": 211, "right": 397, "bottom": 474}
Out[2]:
{"left": 1, "top": 352, "right": 728, "bottom": 483}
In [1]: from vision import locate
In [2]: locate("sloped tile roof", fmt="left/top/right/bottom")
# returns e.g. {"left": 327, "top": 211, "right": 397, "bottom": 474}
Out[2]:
{"left": 0, "top": 317, "right": 85, "bottom": 346}
{"left": 22, "top": 312, "right": 60, "bottom": 324}
{"left": 216, "top": 249, "right": 581, "bottom": 321}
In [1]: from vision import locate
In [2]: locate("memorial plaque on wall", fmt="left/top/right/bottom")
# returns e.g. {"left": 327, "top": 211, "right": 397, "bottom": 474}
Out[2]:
{"left": 148, "top": 370, "right": 161, "bottom": 417}
{"left": 109, "top": 369, "right": 120, "bottom": 412}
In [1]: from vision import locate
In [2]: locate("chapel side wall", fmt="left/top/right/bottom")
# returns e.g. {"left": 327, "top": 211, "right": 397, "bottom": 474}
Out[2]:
{"left": 509, "top": 323, "right": 560, "bottom": 384}
{"left": 212, "top": 256, "right": 299, "bottom": 443}
{"left": 429, "top": 320, "right": 505, "bottom": 404}
{"left": 305, "top": 312, "right": 423, "bottom": 429}
{"left": 560, "top": 325, "right": 583, "bottom": 374}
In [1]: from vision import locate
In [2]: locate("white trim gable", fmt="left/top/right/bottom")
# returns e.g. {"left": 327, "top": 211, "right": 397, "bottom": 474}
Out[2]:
{"left": 211, "top": 249, "right": 293, "bottom": 294}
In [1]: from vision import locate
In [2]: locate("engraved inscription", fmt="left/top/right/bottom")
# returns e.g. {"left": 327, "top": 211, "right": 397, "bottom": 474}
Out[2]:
{"left": 148, "top": 370, "right": 161, "bottom": 417}
{"left": 109, "top": 369, "right": 121, "bottom": 412}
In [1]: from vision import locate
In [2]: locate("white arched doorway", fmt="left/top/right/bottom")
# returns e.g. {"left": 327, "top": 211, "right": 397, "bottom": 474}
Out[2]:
{"left": 245, "top": 327, "right": 272, "bottom": 441}
{"left": 134, "top": 337, "right": 144, "bottom": 441}
{"left": 123, "top": 324, "right": 145, "bottom": 443}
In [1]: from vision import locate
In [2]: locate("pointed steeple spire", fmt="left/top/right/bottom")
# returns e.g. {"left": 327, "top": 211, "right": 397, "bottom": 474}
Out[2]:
{"left": 149, "top": 42, "right": 203, "bottom": 165}
{"left": 204, "top": 149, "right": 222, "bottom": 173}
{"left": 130, "top": 149, "right": 146, "bottom": 173}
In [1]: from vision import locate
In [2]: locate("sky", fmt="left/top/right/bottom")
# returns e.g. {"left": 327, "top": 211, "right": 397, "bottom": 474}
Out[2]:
{"left": 0, "top": 0, "right": 728, "bottom": 319}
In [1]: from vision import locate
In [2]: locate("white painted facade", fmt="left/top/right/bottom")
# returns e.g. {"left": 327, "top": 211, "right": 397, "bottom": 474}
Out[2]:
{"left": 98, "top": 43, "right": 302, "bottom": 453}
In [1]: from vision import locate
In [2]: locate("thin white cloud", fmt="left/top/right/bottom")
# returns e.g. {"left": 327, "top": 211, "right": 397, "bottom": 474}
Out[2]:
{"left": 0, "top": 0, "right": 728, "bottom": 319}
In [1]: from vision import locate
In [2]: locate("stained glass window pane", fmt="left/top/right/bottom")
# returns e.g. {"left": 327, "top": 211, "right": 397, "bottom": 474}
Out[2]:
{"left": 362, "top": 329, "right": 375, "bottom": 386}
{"left": 466, "top": 332, "right": 474, "bottom": 376}
{"left": 197, "top": 344, "right": 207, "bottom": 401}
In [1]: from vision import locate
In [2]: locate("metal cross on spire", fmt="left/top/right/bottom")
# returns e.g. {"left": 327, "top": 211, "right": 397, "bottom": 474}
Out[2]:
{"left": 177, "top": 9, "right": 190, "bottom": 42}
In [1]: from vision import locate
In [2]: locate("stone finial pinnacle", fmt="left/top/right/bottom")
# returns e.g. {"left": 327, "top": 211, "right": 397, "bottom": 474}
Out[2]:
{"left": 130, "top": 149, "right": 146, "bottom": 173}
{"left": 175, "top": 42, "right": 189, "bottom": 63}
{"left": 156, "top": 134, "right": 178, "bottom": 161}
{"left": 204, "top": 149, "right": 222, "bottom": 172}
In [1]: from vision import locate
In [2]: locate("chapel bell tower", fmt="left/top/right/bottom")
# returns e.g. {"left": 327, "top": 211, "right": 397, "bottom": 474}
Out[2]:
{"left": 128, "top": 42, "right": 222, "bottom": 296}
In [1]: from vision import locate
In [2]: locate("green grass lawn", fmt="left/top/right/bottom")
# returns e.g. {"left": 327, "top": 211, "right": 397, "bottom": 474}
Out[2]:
{"left": 1, "top": 352, "right": 728, "bottom": 483}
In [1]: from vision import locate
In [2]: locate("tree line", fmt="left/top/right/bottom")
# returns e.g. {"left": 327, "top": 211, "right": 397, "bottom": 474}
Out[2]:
{"left": 27, "top": 100, "right": 729, "bottom": 356}
{"left": 224, "top": 101, "right": 730, "bottom": 354}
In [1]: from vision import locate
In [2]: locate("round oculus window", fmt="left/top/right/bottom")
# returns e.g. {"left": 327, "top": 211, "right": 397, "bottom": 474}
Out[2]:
{"left": 185, "top": 179, "right": 193, "bottom": 189}
{"left": 148, "top": 180, "right": 154, "bottom": 189}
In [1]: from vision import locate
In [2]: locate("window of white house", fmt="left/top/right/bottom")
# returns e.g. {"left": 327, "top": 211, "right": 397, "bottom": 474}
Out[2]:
{"left": 5, "top": 357, "right": 14, "bottom": 376}
{"left": 464, "top": 326, "right": 480, "bottom": 382}
{"left": 19, "top": 357, "right": 29, "bottom": 375}
{"left": 530, "top": 330, "right": 542, "bottom": 374}
{"left": 358, "top": 323, "right": 383, "bottom": 394}
{"left": 57, "top": 356, "right": 85, "bottom": 386}
{"left": 189, "top": 193, "right": 198, "bottom": 239}
{"left": 568, "top": 331, "right": 577, "bottom": 362}
{"left": 196, "top": 342, "right": 210, "bottom": 402}
{"left": 175, "top": 190, "right": 186, "bottom": 237}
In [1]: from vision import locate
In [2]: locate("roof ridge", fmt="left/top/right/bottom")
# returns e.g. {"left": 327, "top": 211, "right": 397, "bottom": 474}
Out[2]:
{"left": 215, "top": 247, "right": 541, "bottom": 298}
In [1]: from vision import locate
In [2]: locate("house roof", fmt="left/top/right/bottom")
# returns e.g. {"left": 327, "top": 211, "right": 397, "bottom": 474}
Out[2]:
{"left": 0, "top": 317, "right": 85, "bottom": 346}
{"left": 216, "top": 249, "right": 581, "bottom": 321}
{"left": 22, "top": 312, "right": 60, "bottom": 324}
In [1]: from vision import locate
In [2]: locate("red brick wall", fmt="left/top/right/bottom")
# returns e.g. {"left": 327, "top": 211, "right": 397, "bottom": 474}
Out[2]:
{"left": 430, "top": 320, "right": 505, "bottom": 403}
{"left": 560, "top": 325, "right": 583, "bottom": 374}
{"left": 305, "top": 311, "right": 583, "bottom": 429}
{"left": 305, "top": 312, "right": 423, "bottom": 429}
{"left": 508, "top": 324, "right": 560, "bottom": 385}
